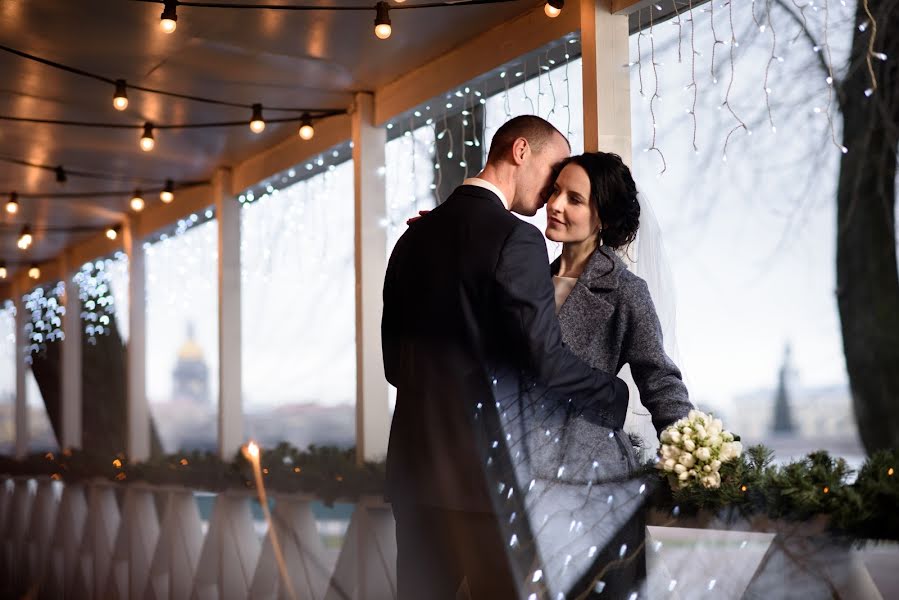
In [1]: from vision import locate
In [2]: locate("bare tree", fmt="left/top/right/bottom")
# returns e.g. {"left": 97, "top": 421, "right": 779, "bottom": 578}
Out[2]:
{"left": 832, "top": 0, "right": 899, "bottom": 453}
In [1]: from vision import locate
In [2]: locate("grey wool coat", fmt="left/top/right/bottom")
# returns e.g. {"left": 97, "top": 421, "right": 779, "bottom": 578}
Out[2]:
{"left": 506, "top": 242, "right": 693, "bottom": 486}
{"left": 546, "top": 244, "right": 693, "bottom": 476}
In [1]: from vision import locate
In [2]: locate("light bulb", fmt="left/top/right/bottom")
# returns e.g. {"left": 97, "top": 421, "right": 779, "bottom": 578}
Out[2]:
{"left": 18, "top": 226, "right": 32, "bottom": 249}
{"left": 130, "top": 191, "right": 145, "bottom": 212}
{"left": 0, "top": 264, "right": 6, "bottom": 279}
{"left": 160, "top": 1, "right": 177, "bottom": 33}
{"left": 113, "top": 80, "right": 129, "bottom": 111}
{"left": 249, "top": 103, "right": 265, "bottom": 133}
{"left": 544, "top": 0, "right": 563, "bottom": 18}
{"left": 28, "top": 265, "right": 40, "bottom": 280}
{"left": 374, "top": 2, "right": 391, "bottom": 39}
{"left": 140, "top": 122, "right": 155, "bottom": 152}
{"left": 375, "top": 23, "right": 392, "bottom": 39}
{"left": 106, "top": 227, "right": 118, "bottom": 240}
{"left": 298, "top": 113, "right": 315, "bottom": 140}
{"left": 5, "top": 192, "right": 18, "bottom": 215}
{"left": 160, "top": 179, "right": 175, "bottom": 203}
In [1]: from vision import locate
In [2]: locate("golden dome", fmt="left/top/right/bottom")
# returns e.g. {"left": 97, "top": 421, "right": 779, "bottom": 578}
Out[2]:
{"left": 177, "top": 339, "right": 204, "bottom": 361}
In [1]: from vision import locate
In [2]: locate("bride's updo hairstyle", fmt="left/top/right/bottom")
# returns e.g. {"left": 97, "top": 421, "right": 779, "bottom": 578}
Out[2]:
{"left": 561, "top": 151, "right": 640, "bottom": 250}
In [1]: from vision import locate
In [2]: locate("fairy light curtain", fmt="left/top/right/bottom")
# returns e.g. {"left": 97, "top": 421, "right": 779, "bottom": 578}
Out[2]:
{"left": 241, "top": 156, "right": 356, "bottom": 451}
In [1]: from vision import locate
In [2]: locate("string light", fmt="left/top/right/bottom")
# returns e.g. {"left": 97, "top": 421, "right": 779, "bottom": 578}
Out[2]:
{"left": 374, "top": 2, "right": 392, "bottom": 40}
{"left": 140, "top": 122, "right": 155, "bottom": 151}
{"left": 130, "top": 190, "right": 146, "bottom": 212}
{"left": 721, "top": 0, "right": 748, "bottom": 161}
{"left": 5, "top": 192, "right": 18, "bottom": 215}
{"left": 160, "top": 0, "right": 178, "bottom": 33}
{"left": 646, "top": 7, "right": 667, "bottom": 174}
{"left": 17, "top": 226, "right": 32, "bottom": 250}
{"left": 687, "top": 0, "right": 699, "bottom": 153}
{"left": 160, "top": 179, "right": 175, "bottom": 203}
{"left": 0, "top": 263, "right": 6, "bottom": 279}
{"left": 28, "top": 264, "right": 40, "bottom": 280}
{"left": 544, "top": 0, "right": 563, "bottom": 18}
{"left": 105, "top": 226, "right": 119, "bottom": 240}
{"left": 250, "top": 103, "right": 266, "bottom": 133}
{"left": 113, "top": 79, "right": 129, "bottom": 111}
{"left": 298, "top": 113, "right": 315, "bottom": 140}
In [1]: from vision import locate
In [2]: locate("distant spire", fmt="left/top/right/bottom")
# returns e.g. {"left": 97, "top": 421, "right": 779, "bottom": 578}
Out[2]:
{"left": 770, "top": 342, "right": 797, "bottom": 435}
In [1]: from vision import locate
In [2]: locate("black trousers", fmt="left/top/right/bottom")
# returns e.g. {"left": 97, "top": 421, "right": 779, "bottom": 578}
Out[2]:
{"left": 394, "top": 503, "right": 519, "bottom": 600}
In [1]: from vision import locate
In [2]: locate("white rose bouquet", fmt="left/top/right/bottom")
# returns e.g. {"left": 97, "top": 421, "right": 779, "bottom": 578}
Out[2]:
{"left": 656, "top": 410, "right": 743, "bottom": 490}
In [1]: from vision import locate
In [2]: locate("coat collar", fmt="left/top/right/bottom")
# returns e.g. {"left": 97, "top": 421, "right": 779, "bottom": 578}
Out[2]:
{"left": 550, "top": 245, "right": 625, "bottom": 291}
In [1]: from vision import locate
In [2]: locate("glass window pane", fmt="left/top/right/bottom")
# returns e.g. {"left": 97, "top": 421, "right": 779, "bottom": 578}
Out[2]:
{"left": 241, "top": 160, "right": 356, "bottom": 450}
{"left": 145, "top": 219, "right": 219, "bottom": 453}
{"left": 627, "top": 7, "right": 860, "bottom": 464}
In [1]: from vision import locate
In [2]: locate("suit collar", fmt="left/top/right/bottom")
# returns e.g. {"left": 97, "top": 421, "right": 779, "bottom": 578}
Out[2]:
{"left": 462, "top": 178, "right": 510, "bottom": 210}
{"left": 452, "top": 184, "right": 507, "bottom": 210}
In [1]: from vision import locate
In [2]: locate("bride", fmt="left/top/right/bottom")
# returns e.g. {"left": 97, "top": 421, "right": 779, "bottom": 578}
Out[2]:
{"left": 484, "top": 151, "right": 693, "bottom": 599}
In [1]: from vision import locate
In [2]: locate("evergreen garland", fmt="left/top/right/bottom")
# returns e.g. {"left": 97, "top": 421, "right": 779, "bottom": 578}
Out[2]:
{"left": 644, "top": 445, "right": 899, "bottom": 542}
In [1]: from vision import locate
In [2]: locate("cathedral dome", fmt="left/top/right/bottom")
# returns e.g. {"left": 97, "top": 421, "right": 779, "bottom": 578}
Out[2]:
{"left": 177, "top": 338, "right": 205, "bottom": 362}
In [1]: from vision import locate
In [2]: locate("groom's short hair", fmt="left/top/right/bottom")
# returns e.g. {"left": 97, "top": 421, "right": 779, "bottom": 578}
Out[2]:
{"left": 487, "top": 115, "right": 569, "bottom": 164}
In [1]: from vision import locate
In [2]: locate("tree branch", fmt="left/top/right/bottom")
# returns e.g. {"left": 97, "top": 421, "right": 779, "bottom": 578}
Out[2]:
{"left": 771, "top": 0, "right": 836, "bottom": 89}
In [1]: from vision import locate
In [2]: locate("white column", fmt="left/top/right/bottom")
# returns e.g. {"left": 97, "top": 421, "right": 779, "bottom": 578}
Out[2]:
{"left": 124, "top": 217, "right": 149, "bottom": 461}
{"left": 580, "top": 0, "right": 633, "bottom": 163}
{"left": 13, "top": 277, "right": 27, "bottom": 458}
{"left": 352, "top": 92, "right": 390, "bottom": 464}
{"left": 215, "top": 167, "right": 243, "bottom": 459}
{"left": 60, "top": 251, "right": 82, "bottom": 450}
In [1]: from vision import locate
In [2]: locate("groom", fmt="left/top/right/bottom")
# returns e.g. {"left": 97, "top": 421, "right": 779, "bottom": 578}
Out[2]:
{"left": 382, "top": 115, "right": 628, "bottom": 599}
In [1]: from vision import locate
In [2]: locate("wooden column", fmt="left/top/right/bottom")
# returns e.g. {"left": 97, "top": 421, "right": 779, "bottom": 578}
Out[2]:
{"left": 13, "top": 277, "right": 27, "bottom": 458}
{"left": 352, "top": 92, "right": 391, "bottom": 464}
{"left": 215, "top": 167, "right": 243, "bottom": 459}
{"left": 124, "top": 216, "right": 149, "bottom": 461}
{"left": 60, "top": 251, "right": 82, "bottom": 450}
{"left": 581, "top": 0, "right": 633, "bottom": 163}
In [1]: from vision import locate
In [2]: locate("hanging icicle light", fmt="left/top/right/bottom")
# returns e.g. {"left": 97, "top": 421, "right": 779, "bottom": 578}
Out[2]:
{"left": 250, "top": 103, "right": 266, "bottom": 133}
{"left": 374, "top": 2, "right": 392, "bottom": 40}
{"left": 113, "top": 79, "right": 129, "bottom": 110}
{"left": 17, "top": 225, "right": 32, "bottom": 250}
{"left": 5, "top": 192, "right": 18, "bottom": 215}
{"left": 544, "top": 0, "right": 564, "bottom": 18}
{"left": 130, "top": 190, "right": 145, "bottom": 212}
{"left": 140, "top": 122, "right": 156, "bottom": 151}
{"left": 160, "top": 0, "right": 178, "bottom": 33}
{"left": 298, "top": 113, "right": 315, "bottom": 140}
{"left": 160, "top": 179, "right": 175, "bottom": 203}
{"left": 28, "top": 264, "right": 40, "bottom": 280}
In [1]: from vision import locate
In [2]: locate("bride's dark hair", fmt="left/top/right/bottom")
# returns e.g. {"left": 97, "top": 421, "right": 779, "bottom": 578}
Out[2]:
{"left": 560, "top": 151, "right": 640, "bottom": 250}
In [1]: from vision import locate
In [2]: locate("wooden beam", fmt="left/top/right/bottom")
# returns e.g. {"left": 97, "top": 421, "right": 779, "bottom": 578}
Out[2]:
{"left": 374, "top": 0, "right": 581, "bottom": 125}
{"left": 611, "top": 0, "right": 655, "bottom": 14}
{"left": 233, "top": 113, "right": 352, "bottom": 193}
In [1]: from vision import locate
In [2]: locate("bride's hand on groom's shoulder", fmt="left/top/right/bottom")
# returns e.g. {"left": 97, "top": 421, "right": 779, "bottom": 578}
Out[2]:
{"left": 407, "top": 210, "right": 430, "bottom": 225}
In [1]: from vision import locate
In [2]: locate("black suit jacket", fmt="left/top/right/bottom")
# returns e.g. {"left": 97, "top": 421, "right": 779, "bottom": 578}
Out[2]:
{"left": 382, "top": 185, "right": 628, "bottom": 512}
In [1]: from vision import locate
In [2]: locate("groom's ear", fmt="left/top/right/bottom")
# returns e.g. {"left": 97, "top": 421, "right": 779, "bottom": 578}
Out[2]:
{"left": 511, "top": 137, "right": 529, "bottom": 165}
